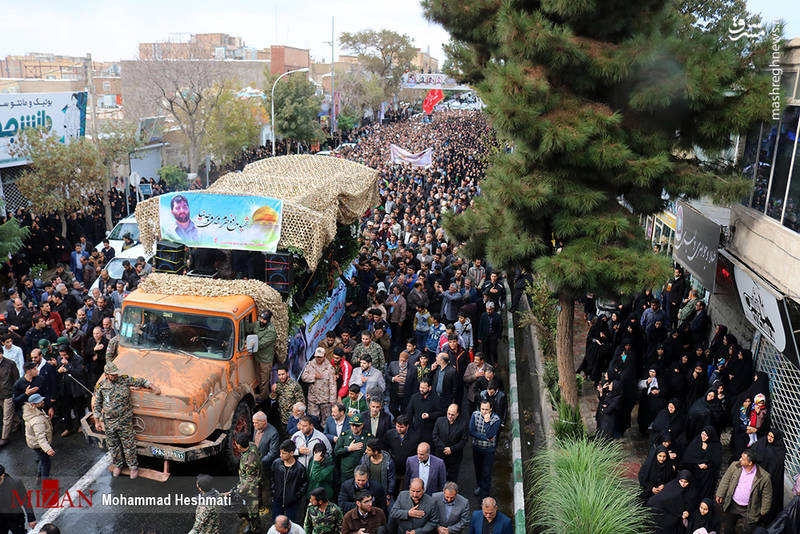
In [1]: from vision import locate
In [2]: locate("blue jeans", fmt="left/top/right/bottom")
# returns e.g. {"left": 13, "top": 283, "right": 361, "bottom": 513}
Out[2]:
{"left": 34, "top": 448, "right": 51, "bottom": 477}
{"left": 272, "top": 500, "right": 298, "bottom": 523}
{"left": 472, "top": 446, "right": 495, "bottom": 498}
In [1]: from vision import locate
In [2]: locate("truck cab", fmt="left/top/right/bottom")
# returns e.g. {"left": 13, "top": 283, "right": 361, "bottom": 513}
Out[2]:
{"left": 81, "top": 289, "right": 261, "bottom": 477}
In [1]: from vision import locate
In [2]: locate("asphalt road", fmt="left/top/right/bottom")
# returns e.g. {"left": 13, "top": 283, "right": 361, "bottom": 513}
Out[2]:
{"left": 1, "top": 338, "right": 515, "bottom": 534}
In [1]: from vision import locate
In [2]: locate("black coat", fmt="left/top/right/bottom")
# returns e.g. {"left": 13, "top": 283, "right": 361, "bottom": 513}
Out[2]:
{"left": 432, "top": 415, "right": 468, "bottom": 459}
{"left": 385, "top": 428, "right": 421, "bottom": 476}
{"left": 430, "top": 365, "right": 459, "bottom": 409}
{"left": 270, "top": 459, "right": 308, "bottom": 508}
{"left": 359, "top": 410, "right": 394, "bottom": 446}
{"left": 405, "top": 391, "right": 443, "bottom": 441}
{"left": 681, "top": 426, "right": 721, "bottom": 500}
{"left": 752, "top": 430, "right": 787, "bottom": 523}
{"left": 0, "top": 474, "right": 35, "bottom": 523}
{"left": 338, "top": 478, "right": 387, "bottom": 515}
{"left": 638, "top": 445, "right": 677, "bottom": 501}
{"left": 647, "top": 471, "right": 697, "bottom": 534}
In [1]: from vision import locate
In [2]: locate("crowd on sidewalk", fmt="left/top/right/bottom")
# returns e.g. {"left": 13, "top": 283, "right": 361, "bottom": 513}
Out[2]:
{"left": 578, "top": 267, "right": 797, "bottom": 533}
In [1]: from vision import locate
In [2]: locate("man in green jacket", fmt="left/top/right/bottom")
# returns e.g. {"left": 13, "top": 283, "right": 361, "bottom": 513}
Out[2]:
{"left": 247, "top": 310, "right": 277, "bottom": 402}
{"left": 715, "top": 449, "right": 772, "bottom": 533}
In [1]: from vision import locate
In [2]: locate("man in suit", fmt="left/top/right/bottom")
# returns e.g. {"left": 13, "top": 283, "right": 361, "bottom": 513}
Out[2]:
{"left": 433, "top": 404, "right": 468, "bottom": 484}
{"left": 322, "top": 402, "right": 349, "bottom": 445}
{"left": 252, "top": 410, "right": 280, "bottom": 505}
{"left": 433, "top": 482, "right": 471, "bottom": 534}
{"left": 387, "top": 349, "right": 419, "bottom": 416}
{"left": 470, "top": 497, "right": 513, "bottom": 534}
{"left": 360, "top": 397, "right": 393, "bottom": 447}
{"left": 403, "top": 442, "right": 447, "bottom": 495}
{"left": 431, "top": 353, "right": 459, "bottom": 411}
{"left": 390, "top": 478, "right": 440, "bottom": 534}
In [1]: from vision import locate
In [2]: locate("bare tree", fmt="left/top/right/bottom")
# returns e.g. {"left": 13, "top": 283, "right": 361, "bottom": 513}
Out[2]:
{"left": 126, "top": 43, "right": 228, "bottom": 173}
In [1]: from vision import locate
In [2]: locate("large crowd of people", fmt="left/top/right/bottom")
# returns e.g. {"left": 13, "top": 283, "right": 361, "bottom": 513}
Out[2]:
{"left": 0, "top": 109, "right": 518, "bottom": 534}
{"left": 581, "top": 268, "right": 794, "bottom": 533}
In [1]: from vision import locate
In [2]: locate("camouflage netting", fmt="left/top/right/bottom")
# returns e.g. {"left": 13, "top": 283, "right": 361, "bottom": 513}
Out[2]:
{"left": 138, "top": 273, "right": 289, "bottom": 362}
{"left": 135, "top": 155, "right": 379, "bottom": 271}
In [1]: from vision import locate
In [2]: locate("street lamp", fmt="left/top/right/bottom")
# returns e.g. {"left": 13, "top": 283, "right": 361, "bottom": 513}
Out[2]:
{"left": 271, "top": 67, "right": 310, "bottom": 156}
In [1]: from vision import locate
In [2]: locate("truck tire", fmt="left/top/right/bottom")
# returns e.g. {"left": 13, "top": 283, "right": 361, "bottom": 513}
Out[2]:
{"left": 222, "top": 399, "right": 253, "bottom": 472}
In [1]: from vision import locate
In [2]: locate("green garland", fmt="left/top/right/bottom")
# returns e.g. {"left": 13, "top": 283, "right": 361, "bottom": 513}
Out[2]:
{"left": 286, "top": 224, "right": 360, "bottom": 333}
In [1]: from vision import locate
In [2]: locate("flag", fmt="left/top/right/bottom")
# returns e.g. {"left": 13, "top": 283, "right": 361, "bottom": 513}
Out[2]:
{"left": 422, "top": 89, "right": 444, "bottom": 115}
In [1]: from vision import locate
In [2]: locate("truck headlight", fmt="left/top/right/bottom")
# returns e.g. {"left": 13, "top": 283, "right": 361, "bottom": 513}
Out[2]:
{"left": 178, "top": 422, "right": 196, "bottom": 436}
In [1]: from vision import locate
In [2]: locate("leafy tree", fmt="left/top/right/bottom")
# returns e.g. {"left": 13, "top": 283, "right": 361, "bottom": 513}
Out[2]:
{"left": 95, "top": 120, "right": 142, "bottom": 230}
{"left": 340, "top": 29, "right": 418, "bottom": 96}
{"left": 157, "top": 165, "right": 188, "bottom": 190}
{"left": 204, "top": 87, "right": 262, "bottom": 165}
{"left": 11, "top": 129, "right": 105, "bottom": 238}
{"left": 0, "top": 215, "right": 29, "bottom": 259}
{"left": 338, "top": 71, "right": 386, "bottom": 121}
{"left": 424, "top": 0, "right": 775, "bottom": 407}
{"left": 264, "top": 70, "right": 324, "bottom": 144}
{"left": 336, "top": 113, "right": 358, "bottom": 132}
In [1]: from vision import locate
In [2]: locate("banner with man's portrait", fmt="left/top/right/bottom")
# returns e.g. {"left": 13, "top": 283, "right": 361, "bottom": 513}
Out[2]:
{"left": 158, "top": 192, "right": 283, "bottom": 252}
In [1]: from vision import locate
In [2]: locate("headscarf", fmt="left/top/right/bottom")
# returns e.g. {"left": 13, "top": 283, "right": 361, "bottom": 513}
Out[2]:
{"left": 647, "top": 470, "right": 693, "bottom": 516}
{"left": 686, "top": 498, "right": 721, "bottom": 533}
{"left": 639, "top": 445, "right": 676, "bottom": 489}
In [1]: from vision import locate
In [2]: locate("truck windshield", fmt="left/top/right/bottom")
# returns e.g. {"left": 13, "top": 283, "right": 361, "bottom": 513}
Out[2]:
{"left": 119, "top": 306, "right": 234, "bottom": 360}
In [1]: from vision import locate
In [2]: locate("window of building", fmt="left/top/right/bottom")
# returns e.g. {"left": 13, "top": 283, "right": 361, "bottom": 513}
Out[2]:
{"left": 741, "top": 124, "right": 762, "bottom": 206}
{"left": 782, "top": 117, "right": 800, "bottom": 232}
{"left": 102, "top": 81, "right": 110, "bottom": 92}
{"left": 766, "top": 108, "right": 800, "bottom": 221}
{"left": 782, "top": 71, "right": 798, "bottom": 103}
{"left": 751, "top": 122, "right": 779, "bottom": 213}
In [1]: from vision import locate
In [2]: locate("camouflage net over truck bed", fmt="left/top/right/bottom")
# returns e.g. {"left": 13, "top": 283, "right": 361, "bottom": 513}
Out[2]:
{"left": 138, "top": 273, "right": 289, "bottom": 362}
{"left": 134, "top": 155, "right": 379, "bottom": 271}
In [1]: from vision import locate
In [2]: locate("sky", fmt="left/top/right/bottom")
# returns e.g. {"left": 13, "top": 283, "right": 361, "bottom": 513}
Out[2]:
{"left": 0, "top": 0, "right": 797, "bottom": 65}
{"left": 0, "top": 0, "right": 451, "bottom": 63}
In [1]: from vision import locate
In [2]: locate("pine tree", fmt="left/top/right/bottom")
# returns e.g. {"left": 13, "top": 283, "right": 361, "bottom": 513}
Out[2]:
{"left": 424, "top": 0, "right": 775, "bottom": 407}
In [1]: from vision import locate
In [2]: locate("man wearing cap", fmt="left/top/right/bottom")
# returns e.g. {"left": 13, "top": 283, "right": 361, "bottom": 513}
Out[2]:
{"left": 247, "top": 310, "right": 277, "bottom": 403}
{"left": 334, "top": 413, "right": 373, "bottom": 482}
{"left": 23, "top": 394, "right": 54, "bottom": 481}
{"left": 301, "top": 347, "right": 337, "bottom": 422}
{"left": 93, "top": 361, "right": 161, "bottom": 478}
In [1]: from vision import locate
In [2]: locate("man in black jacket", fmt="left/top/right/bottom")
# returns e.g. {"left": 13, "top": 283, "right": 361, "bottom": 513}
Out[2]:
{"left": 384, "top": 415, "right": 420, "bottom": 496}
{"left": 338, "top": 465, "right": 387, "bottom": 515}
{"left": 0, "top": 464, "right": 36, "bottom": 532}
{"left": 432, "top": 403, "right": 468, "bottom": 483}
{"left": 12, "top": 362, "right": 51, "bottom": 414}
{"left": 477, "top": 301, "right": 502, "bottom": 365}
{"left": 405, "top": 378, "right": 443, "bottom": 443}
{"left": 0, "top": 356, "right": 20, "bottom": 446}
{"left": 24, "top": 316, "right": 57, "bottom": 356}
{"left": 5, "top": 299, "right": 32, "bottom": 347}
{"left": 430, "top": 353, "right": 459, "bottom": 411}
{"left": 54, "top": 345, "right": 88, "bottom": 437}
{"left": 270, "top": 440, "right": 308, "bottom": 523}
{"left": 667, "top": 267, "right": 688, "bottom": 328}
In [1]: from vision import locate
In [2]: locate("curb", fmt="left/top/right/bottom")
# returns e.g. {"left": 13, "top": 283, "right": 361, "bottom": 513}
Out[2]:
{"left": 519, "top": 294, "right": 555, "bottom": 448}
{"left": 504, "top": 280, "right": 526, "bottom": 533}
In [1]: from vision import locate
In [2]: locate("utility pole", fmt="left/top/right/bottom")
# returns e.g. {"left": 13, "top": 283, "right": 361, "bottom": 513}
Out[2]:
{"left": 330, "top": 16, "right": 336, "bottom": 141}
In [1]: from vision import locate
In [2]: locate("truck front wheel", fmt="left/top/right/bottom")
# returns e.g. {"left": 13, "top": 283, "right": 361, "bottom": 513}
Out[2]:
{"left": 222, "top": 399, "right": 253, "bottom": 472}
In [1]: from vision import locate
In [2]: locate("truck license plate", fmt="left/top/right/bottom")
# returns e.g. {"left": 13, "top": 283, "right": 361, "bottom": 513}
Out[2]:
{"left": 150, "top": 447, "right": 185, "bottom": 461}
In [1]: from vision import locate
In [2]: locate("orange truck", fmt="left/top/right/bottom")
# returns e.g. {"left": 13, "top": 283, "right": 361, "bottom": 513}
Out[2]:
{"left": 80, "top": 284, "right": 272, "bottom": 481}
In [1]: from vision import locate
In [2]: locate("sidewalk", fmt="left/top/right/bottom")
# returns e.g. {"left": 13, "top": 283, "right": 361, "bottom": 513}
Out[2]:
{"left": 573, "top": 308, "right": 649, "bottom": 480}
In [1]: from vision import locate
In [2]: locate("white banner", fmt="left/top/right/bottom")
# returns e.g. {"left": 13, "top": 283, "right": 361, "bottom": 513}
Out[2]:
{"left": 389, "top": 144, "right": 433, "bottom": 167}
{"left": 0, "top": 92, "right": 88, "bottom": 167}
{"left": 734, "top": 264, "right": 787, "bottom": 352}
{"left": 400, "top": 72, "right": 472, "bottom": 91}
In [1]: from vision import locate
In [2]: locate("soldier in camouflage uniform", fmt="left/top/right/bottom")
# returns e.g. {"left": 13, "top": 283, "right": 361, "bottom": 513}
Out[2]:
{"left": 303, "top": 487, "right": 343, "bottom": 534}
{"left": 230, "top": 433, "right": 262, "bottom": 534}
{"left": 93, "top": 361, "right": 161, "bottom": 478}
{"left": 352, "top": 331, "right": 385, "bottom": 374}
{"left": 188, "top": 474, "right": 221, "bottom": 534}
{"left": 269, "top": 366, "right": 305, "bottom": 429}
{"left": 333, "top": 413, "right": 373, "bottom": 482}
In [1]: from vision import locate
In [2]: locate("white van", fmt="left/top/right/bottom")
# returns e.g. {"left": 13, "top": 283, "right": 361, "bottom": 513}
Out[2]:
{"left": 96, "top": 215, "right": 140, "bottom": 258}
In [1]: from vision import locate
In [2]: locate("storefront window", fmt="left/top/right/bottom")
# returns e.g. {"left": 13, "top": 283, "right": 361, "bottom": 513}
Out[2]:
{"left": 766, "top": 108, "right": 800, "bottom": 221}
{"left": 752, "top": 122, "right": 780, "bottom": 212}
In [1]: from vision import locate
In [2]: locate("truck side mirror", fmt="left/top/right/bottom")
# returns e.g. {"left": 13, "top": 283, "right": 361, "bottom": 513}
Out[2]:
{"left": 246, "top": 335, "right": 259, "bottom": 354}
